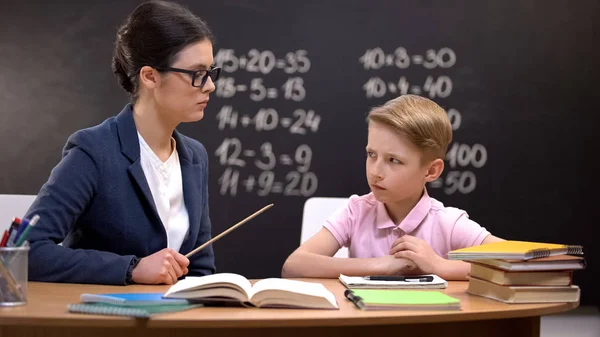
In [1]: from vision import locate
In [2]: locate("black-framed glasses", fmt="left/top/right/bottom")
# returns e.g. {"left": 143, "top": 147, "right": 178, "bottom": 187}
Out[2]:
{"left": 157, "top": 66, "right": 221, "bottom": 88}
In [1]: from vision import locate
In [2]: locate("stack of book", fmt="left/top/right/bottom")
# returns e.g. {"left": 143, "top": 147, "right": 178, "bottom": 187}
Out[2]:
{"left": 449, "top": 241, "right": 585, "bottom": 303}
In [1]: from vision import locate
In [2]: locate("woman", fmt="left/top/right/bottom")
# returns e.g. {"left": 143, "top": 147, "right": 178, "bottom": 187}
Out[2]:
{"left": 25, "top": 0, "right": 220, "bottom": 285}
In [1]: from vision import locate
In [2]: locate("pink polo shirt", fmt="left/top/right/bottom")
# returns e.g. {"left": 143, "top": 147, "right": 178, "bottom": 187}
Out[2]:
{"left": 323, "top": 190, "right": 490, "bottom": 259}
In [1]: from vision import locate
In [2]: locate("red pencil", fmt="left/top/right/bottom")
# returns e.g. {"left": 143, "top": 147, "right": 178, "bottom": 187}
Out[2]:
{"left": 0, "top": 230, "right": 9, "bottom": 247}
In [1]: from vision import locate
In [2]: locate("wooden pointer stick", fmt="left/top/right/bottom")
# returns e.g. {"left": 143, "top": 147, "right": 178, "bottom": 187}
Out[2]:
{"left": 185, "top": 204, "right": 274, "bottom": 258}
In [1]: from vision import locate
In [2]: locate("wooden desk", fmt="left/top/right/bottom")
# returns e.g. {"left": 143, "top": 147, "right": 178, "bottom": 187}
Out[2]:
{"left": 0, "top": 280, "right": 578, "bottom": 337}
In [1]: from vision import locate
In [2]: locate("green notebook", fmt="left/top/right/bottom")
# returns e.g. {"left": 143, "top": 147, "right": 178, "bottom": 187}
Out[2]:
{"left": 67, "top": 303, "right": 201, "bottom": 319}
{"left": 344, "top": 289, "right": 461, "bottom": 310}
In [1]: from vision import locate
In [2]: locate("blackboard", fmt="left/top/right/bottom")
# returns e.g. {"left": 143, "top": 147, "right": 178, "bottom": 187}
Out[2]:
{"left": 0, "top": 0, "right": 598, "bottom": 305}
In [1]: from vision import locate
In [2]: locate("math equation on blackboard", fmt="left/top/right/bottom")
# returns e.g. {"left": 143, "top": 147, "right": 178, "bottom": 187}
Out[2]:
{"left": 359, "top": 46, "right": 487, "bottom": 195}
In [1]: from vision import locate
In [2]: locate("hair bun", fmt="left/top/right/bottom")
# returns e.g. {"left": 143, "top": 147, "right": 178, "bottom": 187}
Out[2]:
{"left": 111, "top": 0, "right": 214, "bottom": 98}
{"left": 111, "top": 49, "right": 134, "bottom": 93}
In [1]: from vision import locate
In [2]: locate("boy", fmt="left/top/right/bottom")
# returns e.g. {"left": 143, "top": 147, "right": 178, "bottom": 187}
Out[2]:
{"left": 282, "top": 95, "right": 502, "bottom": 280}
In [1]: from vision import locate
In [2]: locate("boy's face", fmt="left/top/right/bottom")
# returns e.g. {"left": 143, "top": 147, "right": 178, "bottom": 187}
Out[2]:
{"left": 365, "top": 122, "right": 432, "bottom": 205}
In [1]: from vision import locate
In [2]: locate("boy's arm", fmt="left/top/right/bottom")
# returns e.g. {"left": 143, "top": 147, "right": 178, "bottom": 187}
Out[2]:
{"left": 481, "top": 234, "right": 504, "bottom": 245}
{"left": 434, "top": 260, "right": 472, "bottom": 280}
{"left": 281, "top": 228, "right": 416, "bottom": 278}
{"left": 391, "top": 234, "right": 505, "bottom": 280}
{"left": 435, "top": 234, "right": 505, "bottom": 280}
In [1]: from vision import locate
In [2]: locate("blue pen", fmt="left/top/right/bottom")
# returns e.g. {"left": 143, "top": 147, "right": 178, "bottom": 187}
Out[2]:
{"left": 10, "top": 218, "right": 29, "bottom": 247}
{"left": 15, "top": 215, "right": 39, "bottom": 247}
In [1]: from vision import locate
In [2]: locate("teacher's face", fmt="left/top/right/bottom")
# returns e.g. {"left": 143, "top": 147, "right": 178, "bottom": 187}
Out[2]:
{"left": 154, "top": 39, "right": 216, "bottom": 124}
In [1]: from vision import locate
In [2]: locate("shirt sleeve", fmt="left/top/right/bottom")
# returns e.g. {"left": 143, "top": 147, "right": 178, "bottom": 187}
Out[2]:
{"left": 322, "top": 195, "right": 358, "bottom": 248}
{"left": 449, "top": 212, "right": 491, "bottom": 251}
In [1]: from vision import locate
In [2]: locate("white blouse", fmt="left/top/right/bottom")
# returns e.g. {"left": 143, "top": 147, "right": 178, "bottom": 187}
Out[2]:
{"left": 138, "top": 132, "right": 189, "bottom": 251}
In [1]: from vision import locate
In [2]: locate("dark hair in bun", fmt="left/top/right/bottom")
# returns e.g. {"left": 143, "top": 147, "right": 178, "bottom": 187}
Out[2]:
{"left": 111, "top": 0, "right": 213, "bottom": 99}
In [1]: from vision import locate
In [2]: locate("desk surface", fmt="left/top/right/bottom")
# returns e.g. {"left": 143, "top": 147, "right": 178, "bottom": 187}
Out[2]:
{"left": 0, "top": 280, "right": 578, "bottom": 328}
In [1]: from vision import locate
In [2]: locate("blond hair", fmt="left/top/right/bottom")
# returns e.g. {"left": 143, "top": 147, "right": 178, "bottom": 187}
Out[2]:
{"left": 367, "top": 94, "right": 452, "bottom": 161}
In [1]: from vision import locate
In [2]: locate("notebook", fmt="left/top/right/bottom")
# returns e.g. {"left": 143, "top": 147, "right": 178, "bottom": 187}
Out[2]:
{"left": 466, "top": 277, "right": 580, "bottom": 304}
{"left": 67, "top": 303, "right": 200, "bottom": 318}
{"left": 469, "top": 263, "right": 573, "bottom": 286}
{"left": 344, "top": 289, "right": 460, "bottom": 310}
{"left": 448, "top": 241, "right": 583, "bottom": 260}
{"left": 339, "top": 274, "right": 448, "bottom": 289}
{"left": 464, "top": 255, "right": 586, "bottom": 272}
{"left": 80, "top": 292, "right": 189, "bottom": 306}
{"left": 163, "top": 273, "right": 339, "bottom": 309}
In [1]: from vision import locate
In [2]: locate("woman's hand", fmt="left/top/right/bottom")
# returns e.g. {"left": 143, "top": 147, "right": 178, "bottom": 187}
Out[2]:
{"left": 131, "top": 248, "right": 190, "bottom": 284}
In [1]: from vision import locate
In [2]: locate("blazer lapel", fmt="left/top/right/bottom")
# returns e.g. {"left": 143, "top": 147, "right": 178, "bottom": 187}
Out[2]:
{"left": 116, "top": 104, "right": 164, "bottom": 234}
{"left": 127, "top": 160, "right": 161, "bottom": 225}
{"left": 174, "top": 131, "right": 202, "bottom": 254}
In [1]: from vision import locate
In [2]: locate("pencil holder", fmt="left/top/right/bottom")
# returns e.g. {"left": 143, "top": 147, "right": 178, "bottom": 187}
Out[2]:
{"left": 0, "top": 246, "right": 29, "bottom": 306}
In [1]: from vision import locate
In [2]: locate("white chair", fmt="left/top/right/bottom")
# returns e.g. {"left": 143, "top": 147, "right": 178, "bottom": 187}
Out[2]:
{"left": 301, "top": 197, "right": 350, "bottom": 258}
{"left": 0, "top": 194, "right": 37, "bottom": 231}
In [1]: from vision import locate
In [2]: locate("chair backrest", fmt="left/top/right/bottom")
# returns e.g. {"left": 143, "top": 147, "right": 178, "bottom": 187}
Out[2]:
{"left": 0, "top": 194, "right": 37, "bottom": 231}
{"left": 301, "top": 197, "right": 350, "bottom": 258}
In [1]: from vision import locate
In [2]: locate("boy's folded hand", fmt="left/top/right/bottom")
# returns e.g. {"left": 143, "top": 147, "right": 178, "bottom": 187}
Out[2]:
{"left": 377, "top": 254, "right": 419, "bottom": 275}
{"left": 389, "top": 235, "right": 444, "bottom": 275}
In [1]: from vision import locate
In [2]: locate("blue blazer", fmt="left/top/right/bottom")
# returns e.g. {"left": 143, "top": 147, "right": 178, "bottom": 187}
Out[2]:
{"left": 25, "top": 104, "right": 216, "bottom": 285}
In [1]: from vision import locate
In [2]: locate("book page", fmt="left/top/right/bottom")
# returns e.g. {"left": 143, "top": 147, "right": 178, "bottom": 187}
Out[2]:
{"left": 165, "top": 288, "right": 249, "bottom": 303}
{"left": 164, "top": 273, "right": 252, "bottom": 300}
{"left": 249, "top": 278, "right": 337, "bottom": 308}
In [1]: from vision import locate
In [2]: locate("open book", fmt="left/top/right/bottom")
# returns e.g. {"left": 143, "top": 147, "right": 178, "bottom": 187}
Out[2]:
{"left": 164, "top": 273, "right": 339, "bottom": 309}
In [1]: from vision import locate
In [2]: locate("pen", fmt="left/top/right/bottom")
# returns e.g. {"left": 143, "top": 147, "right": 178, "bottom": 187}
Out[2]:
{"left": 0, "top": 260, "right": 22, "bottom": 301}
{"left": 0, "top": 230, "right": 8, "bottom": 247}
{"left": 5, "top": 218, "right": 21, "bottom": 247}
{"left": 344, "top": 289, "right": 365, "bottom": 310}
{"left": 10, "top": 218, "right": 29, "bottom": 247}
{"left": 364, "top": 275, "right": 434, "bottom": 282}
{"left": 14, "top": 215, "right": 39, "bottom": 247}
